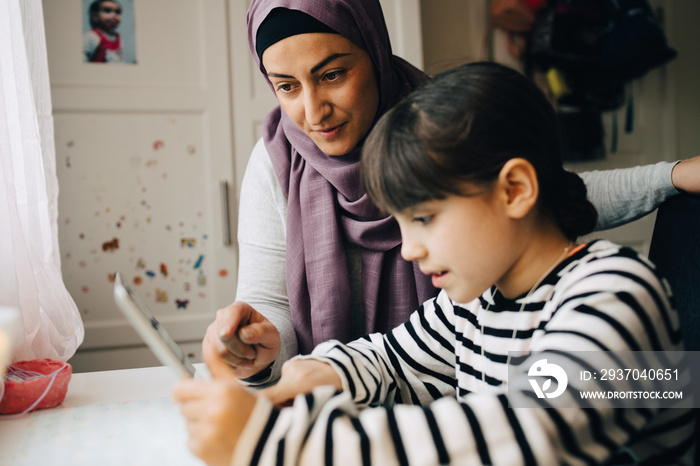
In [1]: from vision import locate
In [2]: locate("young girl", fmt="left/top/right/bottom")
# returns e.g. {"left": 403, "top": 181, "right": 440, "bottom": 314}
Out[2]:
{"left": 83, "top": 0, "right": 123, "bottom": 63}
{"left": 174, "top": 62, "right": 695, "bottom": 465}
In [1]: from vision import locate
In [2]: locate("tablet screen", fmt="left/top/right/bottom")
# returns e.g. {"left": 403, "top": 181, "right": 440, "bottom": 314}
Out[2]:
{"left": 114, "top": 273, "right": 197, "bottom": 378}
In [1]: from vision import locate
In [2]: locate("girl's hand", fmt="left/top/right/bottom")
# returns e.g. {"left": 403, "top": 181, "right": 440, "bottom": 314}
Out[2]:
{"left": 259, "top": 358, "right": 342, "bottom": 407}
{"left": 173, "top": 345, "right": 257, "bottom": 466}
{"left": 202, "top": 301, "right": 281, "bottom": 380}
{"left": 672, "top": 155, "right": 700, "bottom": 194}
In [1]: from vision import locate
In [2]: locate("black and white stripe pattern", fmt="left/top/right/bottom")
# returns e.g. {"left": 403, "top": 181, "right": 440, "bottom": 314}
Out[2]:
{"left": 234, "top": 240, "right": 696, "bottom": 465}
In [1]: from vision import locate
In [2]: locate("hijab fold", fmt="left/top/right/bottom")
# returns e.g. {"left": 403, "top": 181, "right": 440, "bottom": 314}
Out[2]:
{"left": 248, "top": 0, "right": 436, "bottom": 353}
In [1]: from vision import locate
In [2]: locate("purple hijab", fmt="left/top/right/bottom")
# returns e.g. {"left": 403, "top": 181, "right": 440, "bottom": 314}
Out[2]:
{"left": 247, "top": 0, "right": 436, "bottom": 353}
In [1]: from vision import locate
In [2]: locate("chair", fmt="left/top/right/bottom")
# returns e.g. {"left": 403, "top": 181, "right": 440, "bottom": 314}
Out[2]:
{"left": 648, "top": 193, "right": 699, "bottom": 465}
{"left": 648, "top": 193, "right": 700, "bottom": 352}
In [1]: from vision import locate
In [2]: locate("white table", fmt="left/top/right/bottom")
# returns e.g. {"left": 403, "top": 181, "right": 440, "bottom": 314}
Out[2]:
{"left": 0, "top": 364, "right": 208, "bottom": 466}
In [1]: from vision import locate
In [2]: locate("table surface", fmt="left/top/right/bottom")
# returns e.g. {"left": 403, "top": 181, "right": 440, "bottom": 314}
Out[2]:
{"left": 0, "top": 364, "right": 209, "bottom": 466}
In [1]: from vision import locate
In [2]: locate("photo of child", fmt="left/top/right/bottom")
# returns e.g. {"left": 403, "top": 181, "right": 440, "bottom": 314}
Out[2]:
{"left": 82, "top": 0, "right": 136, "bottom": 64}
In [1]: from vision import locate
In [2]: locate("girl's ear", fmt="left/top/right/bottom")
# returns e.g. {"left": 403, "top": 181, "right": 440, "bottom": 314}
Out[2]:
{"left": 497, "top": 158, "right": 538, "bottom": 219}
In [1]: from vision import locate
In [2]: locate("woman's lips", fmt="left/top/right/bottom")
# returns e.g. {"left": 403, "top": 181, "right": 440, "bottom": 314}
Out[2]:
{"left": 316, "top": 123, "right": 345, "bottom": 140}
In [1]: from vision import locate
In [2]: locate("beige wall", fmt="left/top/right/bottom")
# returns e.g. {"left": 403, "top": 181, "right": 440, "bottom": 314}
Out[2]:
{"left": 669, "top": 1, "right": 700, "bottom": 157}
{"left": 420, "top": 1, "right": 486, "bottom": 75}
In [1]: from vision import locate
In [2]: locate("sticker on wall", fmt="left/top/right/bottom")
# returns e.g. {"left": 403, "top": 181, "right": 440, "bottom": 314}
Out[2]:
{"left": 145, "top": 270, "right": 156, "bottom": 278}
{"left": 175, "top": 299, "right": 189, "bottom": 310}
{"left": 102, "top": 237, "right": 119, "bottom": 252}
{"left": 218, "top": 269, "right": 228, "bottom": 278}
{"left": 197, "top": 270, "right": 206, "bottom": 286}
{"left": 133, "top": 276, "right": 142, "bottom": 285}
{"left": 193, "top": 255, "right": 204, "bottom": 269}
{"left": 155, "top": 289, "right": 168, "bottom": 303}
{"left": 181, "top": 238, "right": 196, "bottom": 248}
{"left": 160, "top": 263, "right": 168, "bottom": 277}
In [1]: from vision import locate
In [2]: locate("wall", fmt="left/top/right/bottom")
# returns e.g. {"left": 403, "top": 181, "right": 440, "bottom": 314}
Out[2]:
{"left": 669, "top": 1, "right": 700, "bottom": 157}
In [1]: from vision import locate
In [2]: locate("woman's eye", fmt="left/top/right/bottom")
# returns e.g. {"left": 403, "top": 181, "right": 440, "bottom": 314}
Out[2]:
{"left": 413, "top": 215, "right": 433, "bottom": 225}
{"left": 323, "top": 70, "right": 344, "bottom": 82}
{"left": 275, "top": 83, "right": 294, "bottom": 93}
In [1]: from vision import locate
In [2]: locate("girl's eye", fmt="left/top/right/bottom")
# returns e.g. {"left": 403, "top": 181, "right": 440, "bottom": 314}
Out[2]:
{"left": 413, "top": 215, "right": 433, "bottom": 225}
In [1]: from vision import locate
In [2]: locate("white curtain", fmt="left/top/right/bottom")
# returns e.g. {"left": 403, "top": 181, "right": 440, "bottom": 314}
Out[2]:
{"left": 0, "top": 0, "right": 84, "bottom": 361}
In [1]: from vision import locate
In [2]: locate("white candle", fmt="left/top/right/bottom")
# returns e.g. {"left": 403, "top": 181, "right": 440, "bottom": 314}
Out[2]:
{"left": 0, "top": 307, "right": 20, "bottom": 378}
{"left": 0, "top": 329, "right": 8, "bottom": 378}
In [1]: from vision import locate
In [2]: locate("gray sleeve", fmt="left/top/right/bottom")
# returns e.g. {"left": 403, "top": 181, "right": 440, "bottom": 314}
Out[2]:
{"left": 235, "top": 138, "right": 296, "bottom": 384}
{"left": 580, "top": 161, "right": 680, "bottom": 231}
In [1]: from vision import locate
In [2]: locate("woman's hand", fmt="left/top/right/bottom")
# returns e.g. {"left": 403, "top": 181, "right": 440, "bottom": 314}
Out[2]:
{"left": 259, "top": 358, "right": 342, "bottom": 407}
{"left": 202, "top": 301, "right": 281, "bottom": 379}
{"left": 672, "top": 155, "right": 700, "bottom": 194}
{"left": 173, "top": 345, "right": 257, "bottom": 466}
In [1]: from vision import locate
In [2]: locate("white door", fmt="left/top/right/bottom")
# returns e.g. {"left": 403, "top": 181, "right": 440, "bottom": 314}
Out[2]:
{"left": 45, "top": 0, "right": 237, "bottom": 371}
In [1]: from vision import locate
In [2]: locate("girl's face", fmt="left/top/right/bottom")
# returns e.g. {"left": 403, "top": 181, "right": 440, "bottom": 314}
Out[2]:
{"left": 394, "top": 189, "right": 523, "bottom": 304}
{"left": 262, "top": 33, "right": 380, "bottom": 156}
{"left": 94, "top": 1, "right": 121, "bottom": 33}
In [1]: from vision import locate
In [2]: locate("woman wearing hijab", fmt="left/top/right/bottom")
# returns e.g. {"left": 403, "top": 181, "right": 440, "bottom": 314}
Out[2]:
{"left": 202, "top": 0, "right": 700, "bottom": 385}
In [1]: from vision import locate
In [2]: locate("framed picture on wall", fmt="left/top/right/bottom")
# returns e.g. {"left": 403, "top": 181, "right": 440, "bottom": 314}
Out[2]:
{"left": 82, "top": 0, "right": 137, "bottom": 64}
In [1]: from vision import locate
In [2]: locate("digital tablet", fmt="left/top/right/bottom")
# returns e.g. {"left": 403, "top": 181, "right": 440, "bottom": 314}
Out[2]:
{"left": 113, "top": 273, "right": 197, "bottom": 379}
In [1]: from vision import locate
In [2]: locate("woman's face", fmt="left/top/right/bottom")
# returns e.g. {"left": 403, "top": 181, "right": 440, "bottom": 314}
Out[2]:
{"left": 262, "top": 33, "right": 380, "bottom": 156}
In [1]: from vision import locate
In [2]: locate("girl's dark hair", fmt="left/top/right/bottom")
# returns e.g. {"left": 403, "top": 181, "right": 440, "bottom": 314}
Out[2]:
{"left": 361, "top": 61, "right": 597, "bottom": 241}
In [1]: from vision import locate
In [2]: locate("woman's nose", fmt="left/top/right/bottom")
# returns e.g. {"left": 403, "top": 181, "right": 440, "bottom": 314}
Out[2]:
{"left": 304, "top": 89, "right": 331, "bottom": 126}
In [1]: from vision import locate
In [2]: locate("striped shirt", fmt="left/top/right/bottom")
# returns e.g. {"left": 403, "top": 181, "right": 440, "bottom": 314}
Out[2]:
{"left": 233, "top": 240, "right": 696, "bottom": 465}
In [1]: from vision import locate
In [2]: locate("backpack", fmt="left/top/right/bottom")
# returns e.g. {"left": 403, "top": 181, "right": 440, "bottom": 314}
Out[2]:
{"left": 526, "top": 0, "right": 676, "bottom": 159}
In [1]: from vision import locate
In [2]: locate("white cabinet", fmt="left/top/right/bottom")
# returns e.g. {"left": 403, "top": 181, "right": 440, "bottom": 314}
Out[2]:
{"left": 45, "top": 0, "right": 237, "bottom": 370}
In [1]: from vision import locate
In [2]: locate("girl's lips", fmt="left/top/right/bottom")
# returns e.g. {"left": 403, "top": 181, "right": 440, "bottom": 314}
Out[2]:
{"left": 431, "top": 271, "right": 448, "bottom": 288}
{"left": 316, "top": 123, "right": 345, "bottom": 140}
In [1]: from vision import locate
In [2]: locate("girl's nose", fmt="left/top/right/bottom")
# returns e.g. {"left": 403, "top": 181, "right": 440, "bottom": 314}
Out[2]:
{"left": 401, "top": 237, "right": 426, "bottom": 262}
{"left": 304, "top": 89, "right": 331, "bottom": 126}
